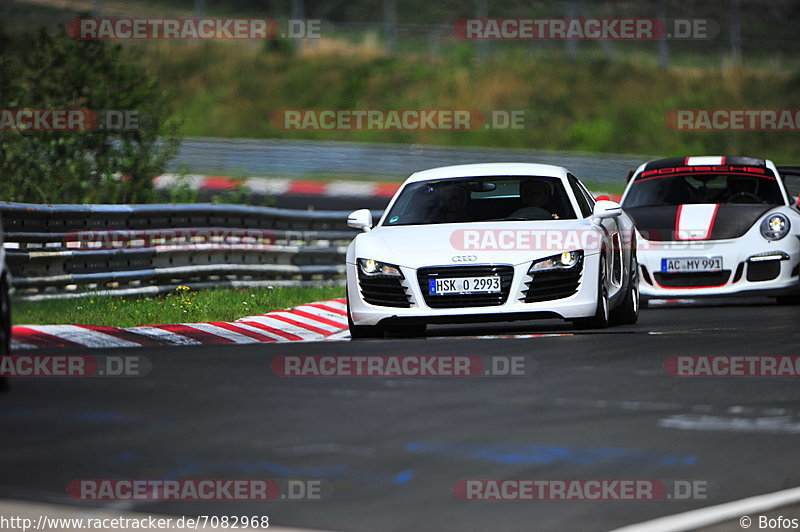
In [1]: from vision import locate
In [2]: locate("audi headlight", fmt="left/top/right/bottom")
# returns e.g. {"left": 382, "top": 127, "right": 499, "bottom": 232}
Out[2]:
{"left": 529, "top": 250, "right": 583, "bottom": 272}
{"left": 760, "top": 213, "right": 790, "bottom": 241}
{"left": 357, "top": 258, "right": 402, "bottom": 277}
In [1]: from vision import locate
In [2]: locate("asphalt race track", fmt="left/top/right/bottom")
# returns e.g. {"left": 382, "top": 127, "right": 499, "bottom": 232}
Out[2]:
{"left": 1, "top": 298, "right": 798, "bottom": 531}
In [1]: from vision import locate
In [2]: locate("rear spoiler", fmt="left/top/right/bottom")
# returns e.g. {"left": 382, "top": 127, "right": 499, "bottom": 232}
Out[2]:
{"left": 777, "top": 166, "right": 800, "bottom": 178}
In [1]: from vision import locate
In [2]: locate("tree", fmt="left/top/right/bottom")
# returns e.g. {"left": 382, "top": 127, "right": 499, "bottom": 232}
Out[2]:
{"left": 0, "top": 23, "right": 181, "bottom": 204}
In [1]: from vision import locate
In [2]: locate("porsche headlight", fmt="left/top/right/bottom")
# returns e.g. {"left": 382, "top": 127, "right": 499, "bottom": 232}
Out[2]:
{"left": 529, "top": 250, "right": 583, "bottom": 272}
{"left": 357, "top": 258, "right": 402, "bottom": 277}
{"left": 760, "top": 213, "right": 790, "bottom": 241}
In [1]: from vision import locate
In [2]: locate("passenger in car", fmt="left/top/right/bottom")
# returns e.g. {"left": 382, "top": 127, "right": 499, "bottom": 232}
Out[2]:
{"left": 656, "top": 175, "right": 697, "bottom": 205}
{"left": 436, "top": 183, "right": 471, "bottom": 222}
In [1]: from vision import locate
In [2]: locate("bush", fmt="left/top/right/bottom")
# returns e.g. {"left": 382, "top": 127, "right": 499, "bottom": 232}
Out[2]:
{"left": 0, "top": 23, "right": 181, "bottom": 204}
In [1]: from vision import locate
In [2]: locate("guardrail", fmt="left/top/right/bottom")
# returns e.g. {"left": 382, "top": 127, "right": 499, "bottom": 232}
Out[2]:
{"left": 0, "top": 202, "right": 375, "bottom": 301}
{"left": 170, "top": 138, "right": 647, "bottom": 183}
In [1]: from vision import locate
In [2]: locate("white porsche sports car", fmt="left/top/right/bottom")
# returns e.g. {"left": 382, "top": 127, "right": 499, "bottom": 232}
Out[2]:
{"left": 345, "top": 163, "right": 639, "bottom": 338}
{"left": 620, "top": 156, "right": 800, "bottom": 303}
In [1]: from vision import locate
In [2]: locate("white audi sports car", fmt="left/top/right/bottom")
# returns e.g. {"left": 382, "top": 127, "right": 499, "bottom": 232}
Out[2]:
{"left": 345, "top": 163, "right": 639, "bottom": 338}
{"left": 620, "top": 156, "right": 800, "bottom": 303}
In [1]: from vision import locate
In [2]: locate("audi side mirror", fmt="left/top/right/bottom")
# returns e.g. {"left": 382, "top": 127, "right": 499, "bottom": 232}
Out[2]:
{"left": 593, "top": 200, "right": 622, "bottom": 220}
{"left": 347, "top": 209, "right": 373, "bottom": 232}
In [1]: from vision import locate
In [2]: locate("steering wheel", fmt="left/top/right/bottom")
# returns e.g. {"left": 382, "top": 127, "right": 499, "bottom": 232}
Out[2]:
{"left": 510, "top": 206, "right": 553, "bottom": 220}
{"left": 728, "top": 192, "right": 762, "bottom": 204}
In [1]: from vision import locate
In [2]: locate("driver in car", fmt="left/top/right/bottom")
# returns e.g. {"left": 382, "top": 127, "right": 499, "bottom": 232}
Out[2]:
{"left": 721, "top": 175, "right": 760, "bottom": 203}
{"left": 511, "top": 180, "right": 559, "bottom": 219}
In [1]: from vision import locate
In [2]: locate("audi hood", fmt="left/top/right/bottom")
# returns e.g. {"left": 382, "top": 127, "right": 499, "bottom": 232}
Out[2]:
{"left": 347, "top": 220, "right": 606, "bottom": 270}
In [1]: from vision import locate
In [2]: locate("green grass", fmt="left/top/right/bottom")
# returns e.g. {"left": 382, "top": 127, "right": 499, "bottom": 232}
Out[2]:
{"left": 137, "top": 43, "right": 800, "bottom": 164}
{"left": 5, "top": 2, "right": 800, "bottom": 166}
{"left": 12, "top": 286, "right": 345, "bottom": 327}
{"left": 5, "top": 1, "right": 800, "bottom": 197}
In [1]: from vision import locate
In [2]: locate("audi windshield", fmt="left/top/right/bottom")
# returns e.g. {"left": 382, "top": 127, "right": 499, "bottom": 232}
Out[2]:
{"left": 382, "top": 177, "right": 577, "bottom": 226}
